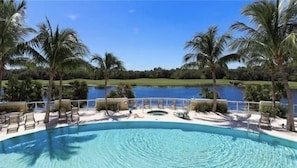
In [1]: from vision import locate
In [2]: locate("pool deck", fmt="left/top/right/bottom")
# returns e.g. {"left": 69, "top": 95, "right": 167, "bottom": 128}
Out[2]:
{"left": 0, "top": 109, "right": 297, "bottom": 142}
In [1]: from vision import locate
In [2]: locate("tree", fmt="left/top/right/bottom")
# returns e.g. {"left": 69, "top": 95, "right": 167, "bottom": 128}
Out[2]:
{"left": 91, "top": 52, "right": 125, "bottom": 115}
{"left": 56, "top": 40, "right": 89, "bottom": 112}
{"left": 69, "top": 80, "right": 88, "bottom": 100}
{"left": 245, "top": 52, "right": 278, "bottom": 108}
{"left": 199, "top": 87, "right": 220, "bottom": 99}
{"left": 0, "top": 0, "right": 35, "bottom": 98}
{"left": 19, "top": 77, "right": 43, "bottom": 102}
{"left": 33, "top": 18, "right": 88, "bottom": 123}
{"left": 230, "top": 0, "right": 297, "bottom": 131}
{"left": 3, "top": 76, "right": 42, "bottom": 102}
{"left": 3, "top": 75, "right": 20, "bottom": 101}
{"left": 184, "top": 26, "right": 239, "bottom": 112}
{"left": 107, "top": 83, "right": 135, "bottom": 98}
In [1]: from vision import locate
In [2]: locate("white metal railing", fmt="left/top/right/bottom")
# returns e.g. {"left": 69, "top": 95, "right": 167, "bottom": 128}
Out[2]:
{"left": 21, "top": 98, "right": 297, "bottom": 116}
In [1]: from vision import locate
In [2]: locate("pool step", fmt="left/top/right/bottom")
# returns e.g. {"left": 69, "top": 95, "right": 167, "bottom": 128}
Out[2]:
{"left": 247, "top": 131, "right": 260, "bottom": 141}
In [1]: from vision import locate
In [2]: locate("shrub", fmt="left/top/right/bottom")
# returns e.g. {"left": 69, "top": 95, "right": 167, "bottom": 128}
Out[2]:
{"left": 96, "top": 102, "right": 119, "bottom": 112}
{"left": 53, "top": 100, "right": 71, "bottom": 112}
{"left": 0, "top": 102, "right": 27, "bottom": 112}
{"left": 260, "top": 104, "right": 287, "bottom": 118}
{"left": 193, "top": 101, "right": 228, "bottom": 113}
{"left": 217, "top": 103, "right": 228, "bottom": 113}
{"left": 275, "top": 106, "right": 287, "bottom": 118}
{"left": 194, "top": 102, "right": 211, "bottom": 112}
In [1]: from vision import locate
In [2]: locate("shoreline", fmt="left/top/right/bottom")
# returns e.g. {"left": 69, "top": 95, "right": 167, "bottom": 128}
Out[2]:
{"left": 5, "top": 78, "right": 296, "bottom": 89}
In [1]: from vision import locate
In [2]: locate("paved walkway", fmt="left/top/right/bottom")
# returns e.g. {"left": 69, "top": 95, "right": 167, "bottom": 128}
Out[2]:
{"left": 0, "top": 109, "right": 297, "bottom": 142}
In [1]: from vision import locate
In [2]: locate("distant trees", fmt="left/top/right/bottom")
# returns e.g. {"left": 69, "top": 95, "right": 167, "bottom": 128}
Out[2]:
{"left": 4, "top": 63, "right": 297, "bottom": 82}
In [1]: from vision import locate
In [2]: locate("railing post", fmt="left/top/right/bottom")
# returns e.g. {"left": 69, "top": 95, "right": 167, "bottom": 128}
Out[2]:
{"left": 293, "top": 104, "right": 295, "bottom": 115}
{"left": 35, "top": 102, "right": 38, "bottom": 112}
{"left": 247, "top": 102, "right": 250, "bottom": 113}
{"left": 86, "top": 100, "right": 89, "bottom": 111}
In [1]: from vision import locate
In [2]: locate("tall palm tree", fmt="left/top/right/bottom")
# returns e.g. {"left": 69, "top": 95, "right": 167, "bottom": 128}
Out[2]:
{"left": 230, "top": 0, "right": 297, "bottom": 131}
{"left": 246, "top": 52, "right": 278, "bottom": 108}
{"left": 91, "top": 52, "right": 125, "bottom": 115}
{"left": 56, "top": 46, "right": 90, "bottom": 115}
{"left": 0, "top": 0, "right": 35, "bottom": 97}
{"left": 32, "top": 18, "right": 88, "bottom": 123}
{"left": 184, "top": 26, "right": 239, "bottom": 112}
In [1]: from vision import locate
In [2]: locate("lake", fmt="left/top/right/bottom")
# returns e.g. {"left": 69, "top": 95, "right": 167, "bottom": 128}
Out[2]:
{"left": 87, "top": 85, "right": 297, "bottom": 104}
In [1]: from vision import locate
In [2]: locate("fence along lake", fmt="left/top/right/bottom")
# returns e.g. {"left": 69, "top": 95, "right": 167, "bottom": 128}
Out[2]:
{"left": 88, "top": 85, "right": 297, "bottom": 116}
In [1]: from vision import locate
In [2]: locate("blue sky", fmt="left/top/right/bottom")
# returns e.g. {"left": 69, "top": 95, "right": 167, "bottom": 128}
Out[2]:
{"left": 25, "top": 0, "right": 252, "bottom": 71}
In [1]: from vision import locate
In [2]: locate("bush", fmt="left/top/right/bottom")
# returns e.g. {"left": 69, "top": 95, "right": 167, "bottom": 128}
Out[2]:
{"left": 260, "top": 105, "right": 287, "bottom": 118}
{"left": 53, "top": 100, "right": 71, "bottom": 112}
{"left": 276, "top": 106, "right": 287, "bottom": 118}
{"left": 193, "top": 101, "right": 228, "bottom": 113}
{"left": 217, "top": 103, "right": 228, "bottom": 113}
{"left": 96, "top": 102, "right": 119, "bottom": 112}
{"left": 0, "top": 102, "right": 27, "bottom": 112}
{"left": 194, "top": 102, "right": 211, "bottom": 112}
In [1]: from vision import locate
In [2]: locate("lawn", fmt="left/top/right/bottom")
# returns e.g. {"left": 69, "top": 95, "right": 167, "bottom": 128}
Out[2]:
{"left": 28, "top": 78, "right": 297, "bottom": 89}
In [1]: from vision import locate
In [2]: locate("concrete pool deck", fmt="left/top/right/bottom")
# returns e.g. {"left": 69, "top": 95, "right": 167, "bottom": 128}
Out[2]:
{"left": 0, "top": 109, "right": 296, "bottom": 142}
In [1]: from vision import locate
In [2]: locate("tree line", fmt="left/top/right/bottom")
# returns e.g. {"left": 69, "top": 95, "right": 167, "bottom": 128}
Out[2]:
{"left": 4, "top": 65, "right": 297, "bottom": 81}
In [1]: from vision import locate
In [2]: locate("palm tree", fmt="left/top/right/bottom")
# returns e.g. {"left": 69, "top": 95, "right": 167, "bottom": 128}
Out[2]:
{"left": 0, "top": 0, "right": 35, "bottom": 98}
{"left": 230, "top": 0, "right": 297, "bottom": 131}
{"left": 246, "top": 52, "right": 278, "bottom": 108}
{"left": 56, "top": 46, "right": 90, "bottom": 115}
{"left": 91, "top": 52, "right": 125, "bottom": 115}
{"left": 184, "top": 26, "right": 239, "bottom": 112}
{"left": 32, "top": 18, "right": 88, "bottom": 123}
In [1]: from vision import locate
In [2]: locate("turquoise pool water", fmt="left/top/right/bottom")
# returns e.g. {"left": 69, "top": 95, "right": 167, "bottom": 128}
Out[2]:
{"left": 0, "top": 121, "right": 296, "bottom": 168}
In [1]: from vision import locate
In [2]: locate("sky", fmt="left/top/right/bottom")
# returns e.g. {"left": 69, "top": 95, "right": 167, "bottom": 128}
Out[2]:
{"left": 24, "top": 0, "right": 253, "bottom": 71}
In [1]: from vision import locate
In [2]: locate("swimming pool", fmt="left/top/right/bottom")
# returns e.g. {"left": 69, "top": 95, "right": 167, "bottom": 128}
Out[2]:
{"left": 0, "top": 121, "right": 296, "bottom": 168}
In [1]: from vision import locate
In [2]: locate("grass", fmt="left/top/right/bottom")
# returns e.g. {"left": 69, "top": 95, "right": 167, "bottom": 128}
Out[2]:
{"left": 33, "top": 78, "right": 231, "bottom": 87}
{"left": 24, "top": 78, "right": 297, "bottom": 89}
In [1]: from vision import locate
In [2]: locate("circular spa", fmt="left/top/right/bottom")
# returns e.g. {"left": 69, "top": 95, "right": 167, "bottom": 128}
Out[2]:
{"left": 146, "top": 110, "right": 168, "bottom": 116}
{"left": 0, "top": 121, "right": 297, "bottom": 168}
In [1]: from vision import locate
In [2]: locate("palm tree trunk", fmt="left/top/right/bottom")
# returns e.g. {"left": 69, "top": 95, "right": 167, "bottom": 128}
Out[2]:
{"left": 0, "top": 63, "right": 3, "bottom": 101}
{"left": 44, "top": 73, "right": 54, "bottom": 123}
{"left": 104, "top": 74, "right": 109, "bottom": 116}
{"left": 279, "top": 64, "right": 295, "bottom": 131}
{"left": 58, "top": 74, "right": 63, "bottom": 118}
{"left": 212, "top": 68, "right": 217, "bottom": 112}
{"left": 271, "top": 68, "right": 276, "bottom": 108}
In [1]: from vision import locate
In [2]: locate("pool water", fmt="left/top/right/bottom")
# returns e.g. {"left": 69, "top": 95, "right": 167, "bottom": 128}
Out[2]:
{"left": 0, "top": 121, "right": 296, "bottom": 168}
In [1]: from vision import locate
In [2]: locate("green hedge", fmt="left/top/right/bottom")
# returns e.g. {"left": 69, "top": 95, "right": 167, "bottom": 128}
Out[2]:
{"left": 53, "top": 100, "right": 72, "bottom": 112}
{"left": 259, "top": 104, "right": 287, "bottom": 118}
{"left": 0, "top": 102, "right": 27, "bottom": 112}
{"left": 193, "top": 101, "right": 228, "bottom": 113}
{"left": 96, "top": 102, "right": 119, "bottom": 112}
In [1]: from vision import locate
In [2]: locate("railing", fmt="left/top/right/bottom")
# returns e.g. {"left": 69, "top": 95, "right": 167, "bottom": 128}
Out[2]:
{"left": 23, "top": 98, "right": 297, "bottom": 116}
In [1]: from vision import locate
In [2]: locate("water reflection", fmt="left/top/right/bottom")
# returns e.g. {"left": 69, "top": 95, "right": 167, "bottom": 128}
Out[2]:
{"left": 0, "top": 126, "right": 97, "bottom": 167}
{"left": 88, "top": 86, "right": 297, "bottom": 103}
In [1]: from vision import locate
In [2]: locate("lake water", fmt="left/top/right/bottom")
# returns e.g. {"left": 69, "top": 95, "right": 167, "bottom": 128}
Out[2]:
{"left": 86, "top": 85, "right": 297, "bottom": 116}
{"left": 88, "top": 85, "right": 297, "bottom": 104}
